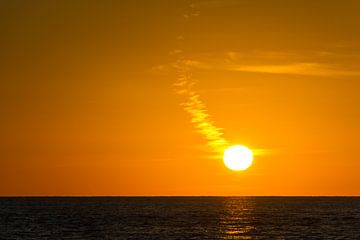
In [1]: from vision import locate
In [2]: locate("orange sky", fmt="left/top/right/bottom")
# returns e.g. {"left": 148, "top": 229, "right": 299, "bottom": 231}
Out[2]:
{"left": 1, "top": 0, "right": 360, "bottom": 196}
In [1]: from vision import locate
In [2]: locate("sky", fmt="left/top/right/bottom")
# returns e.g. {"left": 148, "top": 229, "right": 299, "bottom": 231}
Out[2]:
{"left": 1, "top": 0, "right": 360, "bottom": 196}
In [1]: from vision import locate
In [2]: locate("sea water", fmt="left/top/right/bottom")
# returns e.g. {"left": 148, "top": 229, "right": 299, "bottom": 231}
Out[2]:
{"left": 1, "top": 197, "right": 360, "bottom": 239}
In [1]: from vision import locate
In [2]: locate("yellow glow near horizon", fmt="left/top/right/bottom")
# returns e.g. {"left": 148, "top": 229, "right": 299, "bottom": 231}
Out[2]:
{"left": 223, "top": 145, "right": 253, "bottom": 171}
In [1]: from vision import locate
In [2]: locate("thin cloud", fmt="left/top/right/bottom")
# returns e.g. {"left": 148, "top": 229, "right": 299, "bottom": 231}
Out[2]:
{"left": 174, "top": 60, "right": 228, "bottom": 153}
{"left": 229, "top": 62, "right": 360, "bottom": 77}
{"left": 176, "top": 50, "right": 360, "bottom": 77}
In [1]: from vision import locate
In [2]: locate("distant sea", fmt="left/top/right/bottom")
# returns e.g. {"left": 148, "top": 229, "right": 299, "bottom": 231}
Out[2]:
{"left": 1, "top": 197, "right": 360, "bottom": 239}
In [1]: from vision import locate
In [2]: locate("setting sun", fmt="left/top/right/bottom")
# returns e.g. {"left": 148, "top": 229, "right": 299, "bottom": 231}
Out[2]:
{"left": 223, "top": 145, "right": 253, "bottom": 171}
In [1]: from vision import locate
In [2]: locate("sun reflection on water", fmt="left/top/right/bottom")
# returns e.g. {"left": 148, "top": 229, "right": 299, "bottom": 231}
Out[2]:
{"left": 220, "top": 197, "right": 256, "bottom": 239}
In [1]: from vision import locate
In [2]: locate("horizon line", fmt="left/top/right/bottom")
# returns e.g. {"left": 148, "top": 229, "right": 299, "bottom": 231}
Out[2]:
{"left": 1, "top": 195, "right": 360, "bottom": 198}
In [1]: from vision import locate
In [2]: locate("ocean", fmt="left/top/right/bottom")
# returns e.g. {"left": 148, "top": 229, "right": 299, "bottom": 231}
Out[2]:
{"left": 1, "top": 197, "right": 359, "bottom": 239}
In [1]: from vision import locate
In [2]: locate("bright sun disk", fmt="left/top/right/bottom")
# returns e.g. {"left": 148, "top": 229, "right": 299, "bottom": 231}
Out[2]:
{"left": 223, "top": 145, "right": 253, "bottom": 171}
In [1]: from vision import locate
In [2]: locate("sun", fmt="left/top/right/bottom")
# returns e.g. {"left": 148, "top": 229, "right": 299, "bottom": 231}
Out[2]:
{"left": 223, "top": 145, "right": 253, "bottom": 171}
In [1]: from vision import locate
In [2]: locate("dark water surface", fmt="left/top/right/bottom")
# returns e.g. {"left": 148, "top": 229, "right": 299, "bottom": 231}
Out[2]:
{"left": 1, "top": 197, "right": 360, "bottom": 239}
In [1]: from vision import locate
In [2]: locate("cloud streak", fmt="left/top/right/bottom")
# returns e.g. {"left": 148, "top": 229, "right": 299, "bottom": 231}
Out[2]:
{"left": 174, "top": 50, "right": 360, "bottom": 77}
{"left": 229, "top": 62, "right": 360, "bottom": 77}
{"left": 174, "top": 60, "right": 228, "bottom": 153}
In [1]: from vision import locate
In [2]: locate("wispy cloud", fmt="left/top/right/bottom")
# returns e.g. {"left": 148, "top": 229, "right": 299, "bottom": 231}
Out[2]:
{"left": 174, "top": 60, "right": 228, "bottom": 153}
{"left": 228, "top": 62, "right": 360, "bottom": 77}
{"left": 169, "top": 50, "right": 360, "bottom": 77}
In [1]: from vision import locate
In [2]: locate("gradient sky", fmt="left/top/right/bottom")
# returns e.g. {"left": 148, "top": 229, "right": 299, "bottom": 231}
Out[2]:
{"left": 1, "top": 0, "right": 360, "bottom": 196}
